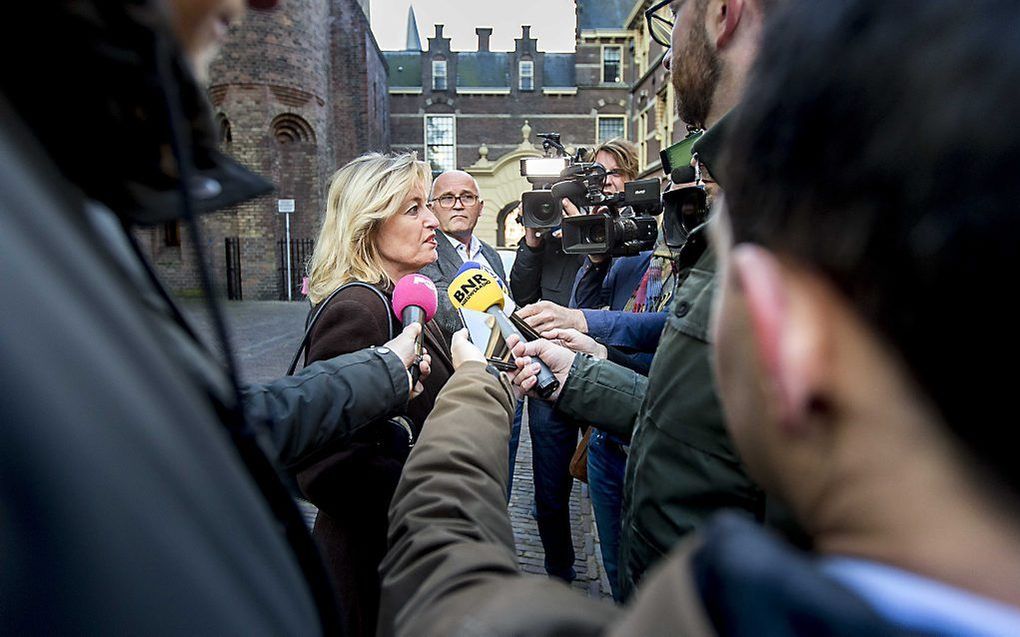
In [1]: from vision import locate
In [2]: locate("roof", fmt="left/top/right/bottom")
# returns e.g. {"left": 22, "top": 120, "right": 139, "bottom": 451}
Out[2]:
{"left": 577, "top": 0, "right": 633, "bottom": 30}
{"left": 383, "top": 51, "right": 422, "bottom": 87}
{"left": 542, "top": 53, "right": 576, "bottom": 88}
{"left": 456, "top": 52, "right": 510, "bottom": 88}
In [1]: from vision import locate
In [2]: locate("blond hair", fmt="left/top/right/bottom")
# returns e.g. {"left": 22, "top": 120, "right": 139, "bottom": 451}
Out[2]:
{"left": 306, "top": 153, "right": 432, "bottom": 305}
{"left": 592, "top": 138, "right": 640, "bottom": 181}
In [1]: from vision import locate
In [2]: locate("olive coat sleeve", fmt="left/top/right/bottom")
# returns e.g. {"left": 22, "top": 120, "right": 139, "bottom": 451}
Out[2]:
{"left": 378, "top": 362, "right": 620, "bottom": 636}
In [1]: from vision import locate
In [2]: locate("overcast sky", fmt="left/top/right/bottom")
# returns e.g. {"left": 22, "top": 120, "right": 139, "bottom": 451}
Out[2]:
{"left": 370, "top": 0, "right": 578, "bottom": 53}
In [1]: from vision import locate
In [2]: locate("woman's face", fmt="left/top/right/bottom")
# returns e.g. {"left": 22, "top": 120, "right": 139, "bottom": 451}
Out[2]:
{"left": 375, "top": 182, "right": 440, "bottom": 282}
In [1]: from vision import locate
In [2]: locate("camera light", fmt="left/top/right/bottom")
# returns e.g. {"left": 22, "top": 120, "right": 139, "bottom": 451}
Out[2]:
{"left": 520, "top": 158, "right": 569, "bottom": 178}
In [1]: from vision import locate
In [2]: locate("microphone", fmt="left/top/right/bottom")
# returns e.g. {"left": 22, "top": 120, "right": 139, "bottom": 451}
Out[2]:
{"left": 457, "top": 260, "right": 517, "bottom": 314}
{"left": 392, "top": 273, "right": 439, "bottom": 386}
{"left": 447, "top": 269, "right": 560, "bottom": 398}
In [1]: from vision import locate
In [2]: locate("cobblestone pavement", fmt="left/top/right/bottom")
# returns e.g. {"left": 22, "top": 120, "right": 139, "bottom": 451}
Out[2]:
{"left": 181, "top": 299, "right": 610, "bottom": 600}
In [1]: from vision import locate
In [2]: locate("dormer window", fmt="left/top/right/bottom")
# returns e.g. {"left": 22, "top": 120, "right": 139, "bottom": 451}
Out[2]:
{"left": 432, "top": 59, "right": 448, "bottom": 91}
{"left": 519, "top": 60, "right": 534, "bottom": 91}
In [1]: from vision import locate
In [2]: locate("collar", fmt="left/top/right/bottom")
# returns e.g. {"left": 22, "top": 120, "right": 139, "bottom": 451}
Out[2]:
{"left": 444, "top": 231, "right": 480, "bottom": 257}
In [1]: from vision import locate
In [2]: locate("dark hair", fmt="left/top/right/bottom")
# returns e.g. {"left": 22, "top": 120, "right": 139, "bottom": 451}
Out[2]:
{"left": 723, "top": 0, "right": 1020, "bottom": 494}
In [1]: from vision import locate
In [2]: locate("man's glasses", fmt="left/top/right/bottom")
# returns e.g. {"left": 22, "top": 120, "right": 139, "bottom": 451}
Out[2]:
{"left": 645, "top": 0, "right": 675, "bottom": 49}
{"left": 430, "top": 194, "right": 479, "bottom": 209}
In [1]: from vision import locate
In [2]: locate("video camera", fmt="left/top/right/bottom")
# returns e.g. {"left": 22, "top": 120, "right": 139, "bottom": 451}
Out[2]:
{"left": 519, "top": 132, "right": 663, "bottom": 256}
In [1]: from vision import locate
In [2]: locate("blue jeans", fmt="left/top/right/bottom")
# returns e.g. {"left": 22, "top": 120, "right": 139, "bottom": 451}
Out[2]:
{"left": 527, "top": 398, "right": 581, "bottom": 582}
{"left": 587, "top": 429, "right": 628, "bottom": 601}
{"left": 507, "top": 400, "right": 523, "bottom": 499}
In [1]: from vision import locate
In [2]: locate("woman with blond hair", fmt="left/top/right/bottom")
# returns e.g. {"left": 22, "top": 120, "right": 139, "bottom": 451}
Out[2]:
{"left": 296, "top": 152, "right": 454, "bottom": 636}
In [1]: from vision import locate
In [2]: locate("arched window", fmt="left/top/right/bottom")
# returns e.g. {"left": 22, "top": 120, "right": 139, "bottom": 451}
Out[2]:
{"left": 216, "top": 113, "right": 232, "bottom": 143}
{"left": 271, "top": 113, "right": 315, "bottom": 144}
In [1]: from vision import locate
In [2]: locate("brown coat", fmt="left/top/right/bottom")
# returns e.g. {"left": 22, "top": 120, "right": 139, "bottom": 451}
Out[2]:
{"left": 378, "top": 363, "right": 717, "bottom": 637}
{"left": 296, "top": 284, "right": 453, "bottom": 637}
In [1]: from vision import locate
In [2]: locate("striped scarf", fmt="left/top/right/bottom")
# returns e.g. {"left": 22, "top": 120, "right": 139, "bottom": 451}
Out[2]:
{"left": 624, "top": 239, "right": 677, "bottom": 314}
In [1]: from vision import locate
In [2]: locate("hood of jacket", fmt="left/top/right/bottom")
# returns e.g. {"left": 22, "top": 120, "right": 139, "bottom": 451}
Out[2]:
{"left": 0, "top": 0, "right": 271, "bottom": 225}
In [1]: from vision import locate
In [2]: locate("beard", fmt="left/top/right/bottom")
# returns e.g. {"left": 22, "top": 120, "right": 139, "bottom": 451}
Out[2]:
{"left": 673, "top": 18, "right": 721, "bottom": 129}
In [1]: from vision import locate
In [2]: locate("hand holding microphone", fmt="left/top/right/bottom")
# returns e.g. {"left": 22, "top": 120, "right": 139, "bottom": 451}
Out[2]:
{"left": 391, "top": 274, "right": 439, "bottom": 388}
{"left": 447, "top": 268, "right": 560, "bottom": 399}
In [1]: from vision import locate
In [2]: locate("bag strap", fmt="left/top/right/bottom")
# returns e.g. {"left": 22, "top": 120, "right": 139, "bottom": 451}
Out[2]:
{"left": 286, "top": 282, "right": 393, "bottom": 375}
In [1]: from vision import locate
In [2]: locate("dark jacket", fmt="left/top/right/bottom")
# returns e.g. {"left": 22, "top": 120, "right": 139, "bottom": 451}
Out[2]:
{"left": 297, "top": 284, "right": 453, "bottom": 637}
{"left": 569, "top": 252, "right": 652, "bottom": 310}
{"left": 378, "top": 366, "right": 910, "bottom": 637}
{"left": 1, "top": 4, "right": 408, "bottom": 634}
{"left": 418, "top": 229, "right": 508, "bottom": 338}
{"left": 509, "top": 232, "right": 585, "bottom": 306}
{"left": 556, "top": 226, "right": 766, "bottom": 599}
{"left": 571, "top": 252, "right": 657, "bottom": 374}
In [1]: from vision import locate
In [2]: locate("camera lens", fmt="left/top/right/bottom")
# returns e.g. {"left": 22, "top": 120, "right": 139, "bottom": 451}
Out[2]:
{"left": 587, "top": 223, "right": 607, "bottom": 244}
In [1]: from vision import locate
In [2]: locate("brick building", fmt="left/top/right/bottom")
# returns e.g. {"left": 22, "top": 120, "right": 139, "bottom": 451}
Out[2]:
{"left": 137, "top": 0, "right": 389, "bottom": 300}
{"left": 385, "top": 0, "right": 636, "bottom": 247}
{"left": 140, "top": 0, "right": 691, "bottom": 299}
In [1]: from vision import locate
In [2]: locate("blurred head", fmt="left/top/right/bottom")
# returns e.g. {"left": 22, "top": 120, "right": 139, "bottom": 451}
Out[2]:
{"left": 307, "top": 153, "right": 436, "bottom": 304}
{"left": 713, "top": 0, "right": 1020, "bottom": 523}
{"left": 592, "top": 138, "right": 639, "bottom": 194}
{"left": 166, "top": 0, "right": 277, "bottom": 81}
{"left": 663, "top": 0, "right": 777, "bottom": 128}
{"left": 429, "top": 170, "right": 483, "bottom": 243}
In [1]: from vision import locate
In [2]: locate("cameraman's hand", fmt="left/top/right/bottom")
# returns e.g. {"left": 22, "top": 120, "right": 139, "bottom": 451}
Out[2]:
{"left": 518, "top": 301, "right": 588, "bottom": 334}
{"left": 561, "top": 198, "right": 583, "bottom": 218}
{"left": 384, "top": 323, "right": 432, "bottom": 398}
{"left": 451, "top": 329, "right": 486, "bottom": 370}
{"left": 541, "top": 328, "right": 607, "bottom": 360}
{"left": 506, "top": 334, "right": 575, "bottom": 401}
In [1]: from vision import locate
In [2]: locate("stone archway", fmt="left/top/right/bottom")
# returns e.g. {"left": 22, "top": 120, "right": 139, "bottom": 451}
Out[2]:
{"left": 465, "top": 132, "right": 542, "bottom": 247}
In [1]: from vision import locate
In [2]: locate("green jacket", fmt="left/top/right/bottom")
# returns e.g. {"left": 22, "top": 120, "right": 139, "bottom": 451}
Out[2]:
{"left": 557, "top": 226, "right": 765, "bottom": 599}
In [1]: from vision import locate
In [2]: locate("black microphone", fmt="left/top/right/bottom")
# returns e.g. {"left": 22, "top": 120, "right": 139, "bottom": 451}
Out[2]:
{"left": 671, "top": 165, "right": 698, "bottom": 185}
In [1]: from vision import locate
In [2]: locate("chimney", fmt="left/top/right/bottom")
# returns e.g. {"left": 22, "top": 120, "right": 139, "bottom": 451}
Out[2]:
{"left": 521, "top": 25, "right": 532, "bottom": 40}
{"left": 476, "top": 27, "right": 492, "bottom": 52}
{"left": 434, "top": 24, "right": 445, "bottom": 39}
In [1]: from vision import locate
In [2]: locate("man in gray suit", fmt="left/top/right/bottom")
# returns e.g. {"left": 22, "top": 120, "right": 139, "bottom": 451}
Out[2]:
{"left": 421, "top": 170, "right": 509, "bottom": 339}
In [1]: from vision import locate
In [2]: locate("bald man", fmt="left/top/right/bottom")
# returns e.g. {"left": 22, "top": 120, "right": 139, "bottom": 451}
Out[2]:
{"left": 420, "top": 170, "right": 509, "bottom": 338}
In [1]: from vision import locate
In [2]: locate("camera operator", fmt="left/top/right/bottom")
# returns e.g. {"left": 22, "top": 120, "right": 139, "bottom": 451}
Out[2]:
{"left": 509, "top": 184, "right": 586, "bottom": 308}
{"left": 507, "top": 0, "right": 783, "bottom": 600}
{"left": 1, "top": 2, "right": 431, "bottom": 633}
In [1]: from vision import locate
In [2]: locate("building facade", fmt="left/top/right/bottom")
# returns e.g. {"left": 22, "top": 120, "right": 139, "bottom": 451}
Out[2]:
{"left": 141, "top": 0, "right": 694, "bottom": 299}
{"left": 137, "top": 0, "right": 390, "bottom": 300}
{"left": 385, "top": 0, "right": 638, "bottom": 247}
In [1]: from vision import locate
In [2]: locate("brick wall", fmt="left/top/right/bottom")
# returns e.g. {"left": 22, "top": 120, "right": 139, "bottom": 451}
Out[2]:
{"left": 141, "top": 0, "right": 391, "bottom": 300}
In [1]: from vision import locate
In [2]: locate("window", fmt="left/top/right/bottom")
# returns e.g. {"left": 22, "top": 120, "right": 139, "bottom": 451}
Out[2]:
{"left": 597, "top": 115, "right": 626, "bottom": 143}
{"left": 519, "top": 60, "right": 534, "bottom": 91}
{"left": 602, "top": 45, "right": 623, "bottom": 83}
{"left": 425, "top": 115, "right": 456, "bottom": 173}
{"left": 432, "top": 59, "right": 447, "bottom": 91}
{"left": 163, "top": 221, "right": 181, "bottom": 247}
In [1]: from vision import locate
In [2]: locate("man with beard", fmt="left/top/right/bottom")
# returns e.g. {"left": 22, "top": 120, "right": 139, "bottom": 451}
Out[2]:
{"left": 500, "top": 0, "right": 780, "bottom": 600}
{"left": 381, "top": 2, "right": 1020, "bottom": 633}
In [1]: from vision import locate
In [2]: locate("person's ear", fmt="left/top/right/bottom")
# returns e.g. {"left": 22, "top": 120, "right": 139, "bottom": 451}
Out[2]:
{"left": 709, "top": 0, "right": 745, "bottom": 49}
{"left": 730, "top": 244, "right": 825, "bottom": 435}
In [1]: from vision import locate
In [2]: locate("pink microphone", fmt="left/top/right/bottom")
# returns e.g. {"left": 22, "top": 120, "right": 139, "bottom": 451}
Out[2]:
{"left": 391, "top": 274, "right": 439, "bottom": 385}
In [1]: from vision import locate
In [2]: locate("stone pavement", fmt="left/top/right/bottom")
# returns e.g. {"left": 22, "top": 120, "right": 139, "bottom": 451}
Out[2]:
{"left": 180, "top": 299, "right": 611, "bottom": 600}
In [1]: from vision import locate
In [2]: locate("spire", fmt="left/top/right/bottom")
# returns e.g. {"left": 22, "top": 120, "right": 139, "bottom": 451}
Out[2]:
{"left": 405, "top": 4, "right": 422, "bottom": 51}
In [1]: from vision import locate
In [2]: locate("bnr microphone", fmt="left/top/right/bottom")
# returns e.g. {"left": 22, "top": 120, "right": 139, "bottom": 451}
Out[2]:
{"left": 392, "top": 274, "right": 439, "bottom": 386}
{"left": 457, "top": 260, "right": 516, "bottom": 314}
{"left": 447, "top": 269, "right": 560, "bottom": 398}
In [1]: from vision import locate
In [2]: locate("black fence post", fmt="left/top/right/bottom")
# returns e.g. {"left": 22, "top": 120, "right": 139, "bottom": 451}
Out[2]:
{"left": 225, "top": 237, "right": 242, "bottom": 300}
{"left": 278, "top": 238, "right": 314, "bottom": 301}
